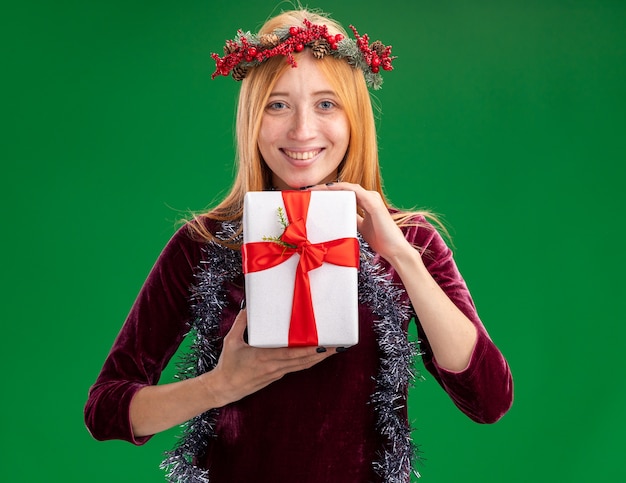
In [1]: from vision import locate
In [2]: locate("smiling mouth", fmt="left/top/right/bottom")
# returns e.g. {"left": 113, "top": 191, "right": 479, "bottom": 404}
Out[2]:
{"left": 282, "top": 149, "right": 322, "bottom": 160}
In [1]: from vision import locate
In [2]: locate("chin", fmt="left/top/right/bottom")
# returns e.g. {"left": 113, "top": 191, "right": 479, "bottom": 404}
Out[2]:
{"left": 274, "top": 170, "right": 336, "bottom": 190}
{"left": 276, "top": 177, "right": 315, "bottom": 190}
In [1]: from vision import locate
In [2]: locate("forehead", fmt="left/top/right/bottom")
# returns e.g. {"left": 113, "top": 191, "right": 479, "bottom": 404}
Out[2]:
{"left": 270, "top": 52, "right": 335, "bottom": 94}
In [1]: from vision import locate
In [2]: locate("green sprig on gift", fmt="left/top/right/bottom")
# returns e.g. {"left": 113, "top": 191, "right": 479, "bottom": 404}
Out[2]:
{"left": 262, "top": 207, "right": 297, "bottom": 249}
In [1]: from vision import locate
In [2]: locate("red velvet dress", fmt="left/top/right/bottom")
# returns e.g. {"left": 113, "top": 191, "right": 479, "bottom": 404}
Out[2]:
{"left": 84, "top": 216, "right": 513, "bottom": 482}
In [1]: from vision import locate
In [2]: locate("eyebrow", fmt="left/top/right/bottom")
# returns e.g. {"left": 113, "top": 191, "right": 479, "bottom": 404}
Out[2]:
{"left": 268, "top": 90, "right": 337, "bottom": 97}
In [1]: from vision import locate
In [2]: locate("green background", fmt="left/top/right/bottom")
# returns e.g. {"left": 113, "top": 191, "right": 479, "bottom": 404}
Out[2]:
{"left": 2, "top": 0, "right": 625, "bottom": 481}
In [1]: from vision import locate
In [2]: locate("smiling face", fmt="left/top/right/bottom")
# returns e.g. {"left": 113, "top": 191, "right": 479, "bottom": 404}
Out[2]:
{"left": 257, "top": 52, "right": 350, "bottom": 190}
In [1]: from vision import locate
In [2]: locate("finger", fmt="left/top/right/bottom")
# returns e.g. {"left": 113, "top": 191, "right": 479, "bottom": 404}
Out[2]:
{"left": 225, "top": 309, "right": 248, "bottom": 342}
{"left": 260, "top": 346, "right": 333, "bottom": 372}
{"left": 308, "top": 182, "right": 374, "bottom": 215}
{"left": 276, "top": 349, "right": 336, "bottom": 375}
{"left": 307, "top": 181, "right": 357, "bottom": 191}
{"left": 356, "top": 214, "right": 365, "bottom": 232}
{"left": 324, "top": 182, "right": 383, "bottom": 211}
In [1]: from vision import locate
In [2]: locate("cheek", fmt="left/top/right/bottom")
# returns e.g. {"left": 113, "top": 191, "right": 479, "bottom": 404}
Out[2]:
{"left": 342, "top": 125, "right": 351, "bottom": 147}
{"left": 258, "top": 118, "right": 280, "bottom": 150}
{"left": 334, "top": 113, "right": 350, "bottom": 140}
{"left": 257, "top": 125, "right": 272, "bottom": 156}
{"left": 336, "top": 120, "right": 351, "bottom": 150}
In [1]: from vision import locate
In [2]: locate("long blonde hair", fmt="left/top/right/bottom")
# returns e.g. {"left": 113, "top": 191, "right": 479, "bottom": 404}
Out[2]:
{"left": 192, "top": 9, "right": 441, "bottom": 245}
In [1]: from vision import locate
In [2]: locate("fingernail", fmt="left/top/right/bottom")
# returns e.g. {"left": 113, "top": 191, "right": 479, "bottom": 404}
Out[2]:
{"left": 336, "top": 346, "right": 348, "bottom": 353}
{"left": 316, "top": 347, "right": 327, "bottom": 353}
{"left": 240, "top": 298, "right": 246, "bottom": 309}
{"left": 299, "top": 184, "right": 315, "bottom": 190}
{"left": 325, "top": 182, "right": 334, "bottom": 186}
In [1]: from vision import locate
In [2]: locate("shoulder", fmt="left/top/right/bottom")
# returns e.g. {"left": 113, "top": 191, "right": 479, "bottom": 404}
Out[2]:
{"left": 390, "top": 209, "right": 448, "bottom": 254}
{"left": 168, "top": 216, "right": 229, "bottom": 250}
{"left": 156, "top": 217, "right": 223, "bottom": 271}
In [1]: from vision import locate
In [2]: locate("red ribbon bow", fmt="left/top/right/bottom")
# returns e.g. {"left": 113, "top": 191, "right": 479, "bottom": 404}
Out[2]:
{"left": 242, "top": 191, "right": 359, "bottom": 346}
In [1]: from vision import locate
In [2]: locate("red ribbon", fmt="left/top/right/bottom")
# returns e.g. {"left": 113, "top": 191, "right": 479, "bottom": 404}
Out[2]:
{"left": 242, "top": 191, "right": 359, "bottom": 346}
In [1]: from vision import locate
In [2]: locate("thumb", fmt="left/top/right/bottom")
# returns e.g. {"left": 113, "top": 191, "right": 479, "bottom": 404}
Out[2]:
{"left": 226, "top": 308, "right": 248, "bottom": 342}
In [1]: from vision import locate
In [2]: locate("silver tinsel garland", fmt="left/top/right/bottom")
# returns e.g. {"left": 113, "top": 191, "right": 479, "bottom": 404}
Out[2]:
{"left": 359, "top": 243, "right": 423, "bottom": 481}
{"left": 160, "top": 223, "right": 241, "bottom": 483}
{"left": 161, "top": 225, "right": 421, "bottom": 482}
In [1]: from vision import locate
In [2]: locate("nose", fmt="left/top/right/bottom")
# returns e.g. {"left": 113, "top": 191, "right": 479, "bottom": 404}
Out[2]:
{"left": 288, "top": 108, "right": 315, "bottom": 140}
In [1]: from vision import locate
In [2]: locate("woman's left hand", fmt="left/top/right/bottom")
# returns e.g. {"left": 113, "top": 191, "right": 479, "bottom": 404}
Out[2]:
{"left": 309, "top": 182, "right": 411, "bottom": 264}
{"left": 311, "top": 182, "right": 479, "bottom": 373}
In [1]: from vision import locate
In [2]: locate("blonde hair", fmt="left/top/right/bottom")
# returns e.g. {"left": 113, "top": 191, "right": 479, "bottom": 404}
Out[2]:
{"left": 192, "top": 8, "right": 441, "bottom": 245}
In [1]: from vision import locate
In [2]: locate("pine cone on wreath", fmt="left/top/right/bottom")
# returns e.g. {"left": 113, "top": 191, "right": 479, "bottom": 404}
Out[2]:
{"left": 371, "top": 40, "right": 385, "bottom": 56}
{"left": 259, "top": 33, "right": 280, "bottom": 48}
{"left": 223, "top": 41, "right": 238, "bottom": 55}
{"left": 311, "top": 39, "right": 331, "bottom": 59}
{"left": 232, "top": 65, "right": 248, "bottom": 81}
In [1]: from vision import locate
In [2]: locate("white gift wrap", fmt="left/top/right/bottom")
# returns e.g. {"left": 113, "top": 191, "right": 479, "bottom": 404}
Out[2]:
{"left": 242, "top": 190, "right": 359, "bottom": 348}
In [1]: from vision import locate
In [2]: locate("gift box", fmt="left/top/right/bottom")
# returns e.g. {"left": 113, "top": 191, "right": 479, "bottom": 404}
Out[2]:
{"left": 242, "top": 190, "right": 359, "bottom": 348}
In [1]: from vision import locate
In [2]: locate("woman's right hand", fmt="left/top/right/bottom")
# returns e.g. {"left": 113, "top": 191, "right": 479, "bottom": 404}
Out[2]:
{"left": 208, "top": 309, "right": 337, "bottom": 406}
{"left": 131, "top": 308, "right": 336, "bottom": 438}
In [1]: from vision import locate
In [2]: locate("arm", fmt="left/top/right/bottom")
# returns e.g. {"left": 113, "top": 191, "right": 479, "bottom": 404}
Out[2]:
{"left": 403, "top": 221, "right": 513, "bottom": 423}
{"left": 128, "top": 308, "right": 336, "bottom": 437}
{"left": 84, "top": 224, "right": 336, "bottom": 442}
{"left": 84, "top": 225, "right": 196, "bottom": 443}
{"left": 313, "top": 183, "right": 513, "bottom": 423}
{"left": 389, "top": 239, "right": 478, "bottom": 371}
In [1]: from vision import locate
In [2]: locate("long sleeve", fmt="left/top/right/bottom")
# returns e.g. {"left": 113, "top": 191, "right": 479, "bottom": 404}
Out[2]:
{"left": 406, "top": 218, "right": 513, "bottom": 424}
{"left": 84, "top": 224, "right": 203, "bottom": 444}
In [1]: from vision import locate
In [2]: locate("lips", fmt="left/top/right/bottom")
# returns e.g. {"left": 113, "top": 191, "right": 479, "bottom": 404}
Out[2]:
{"left": 282, "top": 149, "right": 322, "bottom": 160}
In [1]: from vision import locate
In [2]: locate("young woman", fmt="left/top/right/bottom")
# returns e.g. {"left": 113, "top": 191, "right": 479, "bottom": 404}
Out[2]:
{"left": 85, "top": 8, "right": 513, "bottom": 482}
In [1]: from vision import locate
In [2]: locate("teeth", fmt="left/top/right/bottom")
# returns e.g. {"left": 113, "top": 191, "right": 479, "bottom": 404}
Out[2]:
{"left": 284, "top": 149, "right": 320, "bottom": 160}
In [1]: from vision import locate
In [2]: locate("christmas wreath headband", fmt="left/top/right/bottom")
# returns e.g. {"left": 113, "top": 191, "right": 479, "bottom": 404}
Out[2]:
{"left": 211, "top": 18, "right": 395, "bottom": 90}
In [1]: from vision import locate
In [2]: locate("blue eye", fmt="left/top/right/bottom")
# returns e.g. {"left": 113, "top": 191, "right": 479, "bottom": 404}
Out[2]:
{"left": 268, "top": 101, "right": 287, "bottom": 110}
{"left": 319, "top": 100, "right": 335, "bottom": 110}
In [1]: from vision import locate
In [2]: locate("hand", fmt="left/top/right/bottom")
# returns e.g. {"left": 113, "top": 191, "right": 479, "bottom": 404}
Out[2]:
{"left": 210, "top": 309, "right": 337, "bottom": 406}
{"left": 310, "top": 182, "right": 412, "bottom": 263}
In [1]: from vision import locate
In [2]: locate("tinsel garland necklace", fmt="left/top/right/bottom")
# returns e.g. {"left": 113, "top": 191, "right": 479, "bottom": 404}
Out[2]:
{"left": 211, "top": 18, "right": 396, "bottom": 90}
{"left": 160, "top": 223, "right": 421, "bottom": 482}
